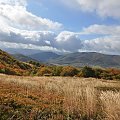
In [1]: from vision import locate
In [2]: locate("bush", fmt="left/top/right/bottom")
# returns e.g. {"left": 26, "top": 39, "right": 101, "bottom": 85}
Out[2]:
{"left": 94, "top": 68, "right": 104, "bottom": 78}
{"left": 114, "top": 75, "right": 120, "bottom": 80}
{"left": 80, "top": 66, "right": 95, "bottom": 78}
{"left": 37, "top": 67, "right": 52, "bottom": 76}
{"left": 0, "top": 68, "right": 5, "bottom": 74}
{"left": 60, "top": 66, "right": 79, "bottom": 76}
{"left": 100, "top": 72, "right": 113, "bottom": 80}
{"left": 29, "top": 61, "right": 41, "bottom": 67}
{"left": 52, "top": 66, "right": 63, "bottom": 76}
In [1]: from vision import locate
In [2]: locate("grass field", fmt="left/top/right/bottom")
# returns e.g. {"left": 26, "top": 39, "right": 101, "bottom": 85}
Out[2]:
{"left": 0, "top": 74, "right": 120, "bottom": 120}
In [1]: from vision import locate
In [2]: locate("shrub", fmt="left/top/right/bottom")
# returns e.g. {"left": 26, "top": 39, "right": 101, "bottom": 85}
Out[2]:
{"left": 114, "top": 74, "right": 120, "bottom": 80}
{"left": 52, "top": 66, "right": 63, "bottom": 76}
{"left": 80, "top": 66, "right": 95, "bottom": 78}
{"left": 100, "top": 72, "right": 113, "bottom": 80}
{"left": 60, "top": 66, "right": 79, "bottom": 76}
{"left": 0, "top": 68, "right": 5, "bottom": 74}
{"left": 37, "top": 67, "right": 52, "bottom": 76}
{"left": 30, "top": 67, "right": 38, "bottom": 76}
{"left": 94, "top": 68, "right": 104, "bottom": 78}
{"left": 29, "top": 61, "right": 41, "bottom": 67}
{"left": 107, "top": 68, "right": 120, "bottom": 75}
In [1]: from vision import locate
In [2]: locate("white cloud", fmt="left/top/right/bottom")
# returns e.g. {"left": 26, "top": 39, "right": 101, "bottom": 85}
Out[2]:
{"left": 0, "top": 0, "right": 63, "bottom": 52}
{"left": 83, "top": 36, "right": 120, "bottom": 55}
{"left": 0, "top": 19, "right": 56, "bottom": 47}
{"left": 55, "top": 31, "right": 83, "bottom": 52}
{"left": 0, "top": 0, "right": 120, "bottom": 55}
{"left": 0, "top": 41, "right": 62, "bottom": 53}
{"left": 0, "top": 0, "right": 62, "bottom": 31}
{"left": 82, "top": 24, "right": 120, "bottom": 35}
{"left": 79, "top": 24, "right": 120, "bottom": 55}
{"left": 0, "top": 27, "right": 82, "bottom": 52}
{"left": 0, "top": 22, "right": 120, "bottom": 54}
{"left": 59, "top": 0, "right": 120, "bottom": 19}
{"left": 0, "top": 0, "right": 27, "bottom": 7}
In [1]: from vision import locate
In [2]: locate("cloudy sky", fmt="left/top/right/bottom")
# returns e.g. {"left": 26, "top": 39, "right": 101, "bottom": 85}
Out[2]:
{"left": 0, "top": 0, "right": 120, "bottom": 54}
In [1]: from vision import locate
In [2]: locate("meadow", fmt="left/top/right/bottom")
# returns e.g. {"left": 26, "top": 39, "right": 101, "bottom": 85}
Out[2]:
{"left": 0, "top": 74, "right": 120, "bottom": 120}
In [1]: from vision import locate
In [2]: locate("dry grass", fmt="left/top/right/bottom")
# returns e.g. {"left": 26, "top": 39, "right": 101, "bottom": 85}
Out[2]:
{"left": 100, "top": 91, "right": 120, "bottom": 120}
{"left": 0, "top": 74, "right": 120, "bottom": 120}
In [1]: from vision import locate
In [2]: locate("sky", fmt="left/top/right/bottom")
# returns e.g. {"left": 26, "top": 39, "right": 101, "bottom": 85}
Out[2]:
{"left": 0, "top": 0, "right": 120, "bottom": 55}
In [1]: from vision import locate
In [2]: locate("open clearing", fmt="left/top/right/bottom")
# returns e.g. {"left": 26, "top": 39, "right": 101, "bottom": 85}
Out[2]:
{"left": 0, "top": 74, "right": 120, "bottom": 120}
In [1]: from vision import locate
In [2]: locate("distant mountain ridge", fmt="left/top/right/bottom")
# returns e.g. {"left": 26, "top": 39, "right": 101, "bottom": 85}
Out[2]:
{"left": 48, "top": 52, "right": 120, "bottom": 68}
{"left": 1, "top": 49, "right": 120, "bottom": 68}
{"left": 29, "top": 52, "right": 61, "bottom": 62}
{"left": 3, "top": 48, "right": 42, "bottom": 55}
{"left": 11, "top": 54, "right": 38, "bottom": 62}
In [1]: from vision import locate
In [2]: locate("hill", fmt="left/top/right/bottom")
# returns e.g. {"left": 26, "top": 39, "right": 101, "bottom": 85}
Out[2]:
{"left": 0, "top": 49, "right": 32, "bottom": 75}
{"left": 11, "top": 54, "right": 38, "bottom": 62}
{"left": 0, "top": 49, "right": 120, "bottom": 80}
{"left": 29, "top": 52, "right": 61, "bottom": 62}
{"left": 49, "top": 52, "right": 120, "bottom": 68}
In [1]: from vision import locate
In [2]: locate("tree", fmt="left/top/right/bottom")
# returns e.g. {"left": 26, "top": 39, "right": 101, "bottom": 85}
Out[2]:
{"left": 80, "top": 66, "right": 95, "bottom": 78}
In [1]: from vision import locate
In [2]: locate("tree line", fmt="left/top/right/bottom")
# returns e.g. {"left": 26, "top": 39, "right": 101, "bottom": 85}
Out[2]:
{"left": 0, "top": 60, "right": 120, "bottom": 80}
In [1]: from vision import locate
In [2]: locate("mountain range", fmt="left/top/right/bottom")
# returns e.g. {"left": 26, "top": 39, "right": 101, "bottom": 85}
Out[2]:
{"left": 3, "top": 49, "right": 120, "bottom": 68}
{"left": 12, "top": 54, "right": 38, "bottom": 62}
{"left": 29, "top": 52, "right": 61, "bottom": 62}
{"left": 48, "top": 52, "right": 120, "bottom": 68}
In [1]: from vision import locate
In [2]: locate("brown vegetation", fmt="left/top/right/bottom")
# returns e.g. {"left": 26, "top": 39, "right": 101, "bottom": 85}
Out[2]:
{"left": 0, "top": 49, "right": 120, "bottom": 81}
{"left": 0, "top": 74, "right": 120, "bottom": 120}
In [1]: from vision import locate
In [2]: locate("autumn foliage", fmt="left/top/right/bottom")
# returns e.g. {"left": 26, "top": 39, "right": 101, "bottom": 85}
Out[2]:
{"left": 0, "top": 49, "right": 120, "bottom": 80}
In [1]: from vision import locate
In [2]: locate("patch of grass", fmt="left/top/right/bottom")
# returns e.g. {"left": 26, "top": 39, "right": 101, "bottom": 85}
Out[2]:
{"left": 96, "top": 86, "right": 120, "bottom": 92}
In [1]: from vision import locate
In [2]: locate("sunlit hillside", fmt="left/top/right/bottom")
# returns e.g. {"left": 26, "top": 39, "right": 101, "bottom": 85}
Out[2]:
{"left": 0, "top": 49, "right": 32, "bottom": 75}
{"left": 0, "top": 74, "right": 120, "bottom": 120}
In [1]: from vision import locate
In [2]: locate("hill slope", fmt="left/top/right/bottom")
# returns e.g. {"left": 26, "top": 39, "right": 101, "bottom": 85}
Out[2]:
{"left": 49, "top": 52, "right": 120, "bottom": 68}
{"left": 0, "top": 49, "right": 32, "bottom": 75}
{"left": 29, "top": 52, "right": 61, "bottom": 62}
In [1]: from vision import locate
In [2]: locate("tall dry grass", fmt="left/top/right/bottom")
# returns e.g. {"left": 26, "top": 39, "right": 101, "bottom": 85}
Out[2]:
{"left": 100, "top": 91, "right": 120, "bottom": 120}
{"left": 0, "top": 74, "right": 120, "bottom": 120}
